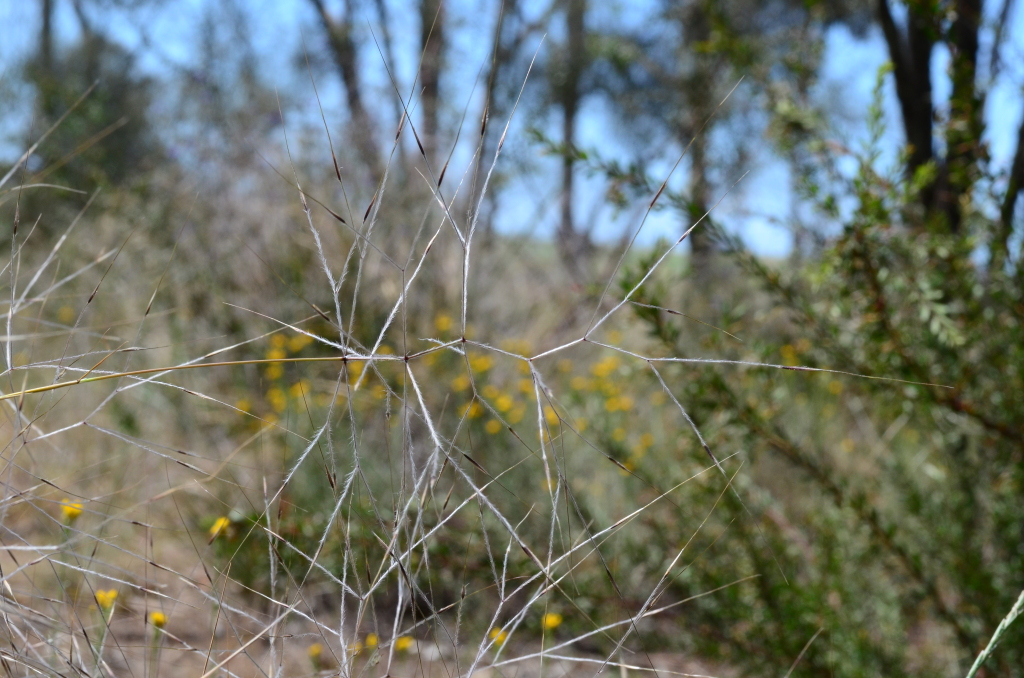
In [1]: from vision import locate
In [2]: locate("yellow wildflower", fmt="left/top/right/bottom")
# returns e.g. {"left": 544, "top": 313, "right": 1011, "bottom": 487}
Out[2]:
{"left": 518, "top": 378, "right": 534, "bottom": 394}
{"left": 482, "top": 384, "right": 500, "bottom": 399}
{"left": 365, "top": 633, "right": 378, "bottom": 648}
{"left": 289, "top": 333, "right": 312, "bottom": 353}
{"left": 394, "top": 636, "right": 414, "bottom": 652}
{"left": 60, "top": 499, "right": 83, "bottom": 523}
{"left": 58, "top": 305, "right": 75, "bottom": 323}
{"left": 461, "top": 401, "right": 483, "bottom": 419}
{"left": 289, "top": 380, "right": 310, "bottom": 399}
{"left": 434, "top": 314, "right": 453, "bottom": 333}
{"left": 209, "top": 516, "right": 231, "bottom": 540}
{"left": 469, "top": 355, "right": 493, "bottom": 372}
{"left": 451, "top": 375, "right": 470, "bottom": 391}
{"left": 267, "top": 387, "right": 287, "bottom": 412}
{"left": 543, "top": 406, "right": 559, "bottom": 426}
{"left": 270, "top": 335, "right": 287, "bottom": 349}
{"left": 495, "top": 394, "right": 513, "bottom": 412}
{"left": 308, "top": 642, "right": 323, "bottom": 669}
{"left": 780, "top": 344, "right": 797, "bottom": 366}
{"left": 612, "top": 428, "right": 626, "bottom": 442}
{"left": 95, "top": 589, "right": 118, "bottom": 611}
{"left": 485, "top": 419, "right": 502, "bottom": 435}
{"left": 149, "top": 611, "right": 167, "bottom": 628}
{"left": 348, "top": 639, "right": 363, "bottom": 655}
{"left": 488, "top": 628, "right": 508, "bottom": 644}
{"left": 640, "top": 433, "right": 654, "bottom": 447}
{"left": 591, "top": 356, "right": 620, "bottom": 378}
{"left": 265, "top": 363, "right": 284, "bottom": 380}
{"left": 557, "top": 359, "right": 573, "bottom": 373}
{"left": 828, "top": 380, "right": 843, "bottom": 395}
{"left": 541, "top": 613, "right": 563, "bottom": 630}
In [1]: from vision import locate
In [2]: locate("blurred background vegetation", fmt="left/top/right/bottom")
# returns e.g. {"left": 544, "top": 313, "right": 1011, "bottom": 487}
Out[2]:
{"left": 1, "top": 0, "right": 1023, "bottom": 677}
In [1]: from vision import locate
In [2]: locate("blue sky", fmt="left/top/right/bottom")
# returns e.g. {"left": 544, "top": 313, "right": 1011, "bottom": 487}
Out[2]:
{"left": 2, "top": 0, "right": 1022, "bottom": 256}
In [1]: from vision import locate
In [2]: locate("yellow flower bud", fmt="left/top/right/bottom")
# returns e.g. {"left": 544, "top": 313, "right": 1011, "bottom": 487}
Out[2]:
{"left": 95, "top": 589, "right": 118, "bottom": 611}
{"left": 541, "top": 613, "right": 563, "bottom": 630}
{"left": 60, "top": 499, "right": 83, "bottom": 523}
{"left": 208, "top": 516, "right": 231, "bottom": 540}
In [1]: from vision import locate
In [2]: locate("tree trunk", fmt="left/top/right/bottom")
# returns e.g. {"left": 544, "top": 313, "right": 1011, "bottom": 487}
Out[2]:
{"left": 419, "top": 0, "right": 444, "bottom": 167}
{"left": 687, "top": 126, "right": 713, "bottom": 273}
{"left": 309, "top": 0, "right": 383, "bottom": 183}
{"left": 878, "top": 0, "right": 935, "bottom": 178}
{"left": 877, "top": 0, "right": 984, "bottom": 232}
{"left": 470, "top": 0, "right": 522, "bottom": 240}
{"left": 39, "top": 0, "right": 56, "bottom": 119}
{"left": 681, "top": 1, "right": 714, "bottom": 276}
{"left": 942, "top": 0, "right": 984, "bottom": 231}
{"left": 557, "top": 0, "right": 587, "bottom": 274}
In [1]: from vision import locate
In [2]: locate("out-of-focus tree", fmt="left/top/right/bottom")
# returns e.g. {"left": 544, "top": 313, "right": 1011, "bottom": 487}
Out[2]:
{"left": 877, "top": 0, "right": 990, "bottom": 233}
{"left": 590, "top": 0, "right": 873, "bottom": 272}
{"left": 419, "top": 0, "right": 445, "bottom": 167}
{"left": 612, "top": 1, "right": 1024, "bottom": 674}
{"left": 551, "top": 0, "right": 590, "bottom": 273}
{"left": 20, "top": 0, "right": 160, "bottom": 203}
{"left": 309, "top": 0, "right": 385, "bottom": 184}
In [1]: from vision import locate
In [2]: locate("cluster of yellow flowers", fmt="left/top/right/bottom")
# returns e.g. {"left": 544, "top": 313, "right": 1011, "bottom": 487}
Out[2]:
{"left": 486, "top": 615, "right": 564, "bottom": 645}
{"left": 263, "top": 333, "right": 316, "bottom": 381}
{"left": 448, "top": 346, "right": 659, "bottom": 444}
{"left": 310, "top": 633, "right": 383, "bottom": 667}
